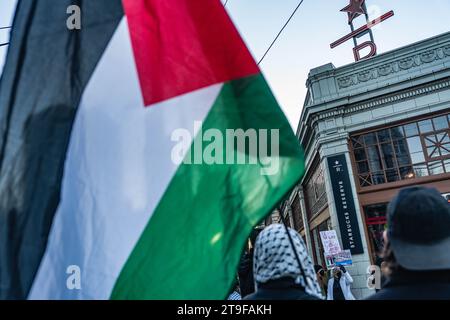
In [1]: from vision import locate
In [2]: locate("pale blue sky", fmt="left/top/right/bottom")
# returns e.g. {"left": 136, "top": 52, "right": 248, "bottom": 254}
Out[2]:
{"left": 1, "top": 0, "right": 450, "bottom": 129}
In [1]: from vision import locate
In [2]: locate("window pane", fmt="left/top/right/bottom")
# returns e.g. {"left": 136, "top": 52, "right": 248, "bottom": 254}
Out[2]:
{"left": 424, "top": 135, "right": 436, "bottom": 147}
{"left": 357, "top": 161, "right": 369, "bottom": 174}
{"left": 364, "top": 133, "right": 377, "bottom": 146}
{"left": 381, "top": 143, "right": 395, "bottom": 168}
{"left": 436, "top": 132, "right": 448, "bottom": 143}
{"left": 418, "top": 119, "right": 434, "bottom": 134}
{"left": 411, "top": 152, "right": 425, "bottom": 164}
{"left": 367, "top": 146, "right": 382, "bottom": 171}
{"left": 441, "top": 144, "right": 450, "bottom": 157}
{"left": 377, "top": 129, "right": 391, "bottom": 143}
{"left": 428, "top": 161, "right": 444, "bottom": 175}
{"left": 390, "top": 127, "right": 405, "bottom": 140}
{"left": 359, "top": 174, "right": 372, "bottom": 187}
{"left": 393, "top": 140, "right": 411, "bottom": 166}
{"left": 364, "top": 204, "right": 388, "bottom": 258}
{"left": 372, "top": 172, "right": 386, "bottom": 185}
{"left": 444, "top": 159, "right": 450, "bottom": 173}
{"left": 399, "top": 166, "right": 414, "bottom": 180}
{"left": 407, "top": 137, "right": 425, "bottom": 164}
{"left": 441, "top": 132, "right": 450, "bottom": 144}
{"left": 427, "top": 146, "right": 440, "bottom": 158}
{"left": 413, "top": 163, "right": 429, "bottom": 177}
{"left": 407, "top": 136, "right": 423, "bottom": 153}
{"left": 386, "top": 169, "right": 399, "bottom": 182}
{"left": 424, "top": 132, "right": 450, "bottom": 158}
{"left": 433, "top": 116, "right": 449, "bottom": 130}
{"left": 352, "top": 136, "right": 364, "bottom": 149}
{"left": 404, "top": 123, "right": 419, "bottom": 137}
{"left": 354, "top": 148, "right": 367, "bottom": 161}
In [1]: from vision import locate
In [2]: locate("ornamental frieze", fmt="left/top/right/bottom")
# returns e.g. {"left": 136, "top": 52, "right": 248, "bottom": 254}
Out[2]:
{"left": 337, "top": 45, "right": 450, "bottom": 89}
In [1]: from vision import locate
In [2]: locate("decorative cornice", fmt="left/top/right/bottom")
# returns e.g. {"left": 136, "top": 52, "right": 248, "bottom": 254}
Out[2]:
{"left": 336, "top": 44, "right": 450, "bottom": 89}
{"left": 311, "top": 77, "right": 450, "bottom": 124}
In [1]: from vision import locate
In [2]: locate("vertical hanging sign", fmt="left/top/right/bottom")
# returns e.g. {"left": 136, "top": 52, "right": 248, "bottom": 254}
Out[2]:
{"left": 327, "top": 154, "right": 364, "bottom": 254}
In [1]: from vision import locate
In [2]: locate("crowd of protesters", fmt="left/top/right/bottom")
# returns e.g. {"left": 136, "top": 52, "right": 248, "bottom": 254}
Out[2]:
{"left": 228, "top": 186, "right": 450, "bottom": 300}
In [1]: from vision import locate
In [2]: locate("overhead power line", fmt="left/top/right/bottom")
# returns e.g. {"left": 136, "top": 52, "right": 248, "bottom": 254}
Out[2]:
{"left": 224, "top": 0, "right": 229, "bottom": 7}
{"left": 0, "top": 43, "right": 9, "bottom": 47}
{"left": 257, "top": 0, "right": 305, "bottom": 65}
{"left": 0, "top": 26, "right": 12, "bottom": 30}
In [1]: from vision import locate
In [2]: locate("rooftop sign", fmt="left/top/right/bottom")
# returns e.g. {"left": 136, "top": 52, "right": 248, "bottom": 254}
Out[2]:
{"left": 330, "top": 0, "right": 394, "bottom": 62}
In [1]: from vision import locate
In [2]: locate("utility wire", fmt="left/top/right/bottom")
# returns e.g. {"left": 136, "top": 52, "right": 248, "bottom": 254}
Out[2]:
{"left": 257, "top": 0, "right": 305, "bottom": 65}
{"left": 224, "top": 0, "right": 229, "bottom": 7}
{"left": 0, "top": 26, "right": 12, "bottom": 30}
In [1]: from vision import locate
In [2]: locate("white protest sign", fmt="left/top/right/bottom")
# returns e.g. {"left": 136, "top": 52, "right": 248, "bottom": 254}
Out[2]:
{"left": 319, "top": 230, "right": 341, "bottom": 255}
{"left": 324, "top": 250, "right": 353, "bottom": 270}
{"left": 334, "top": 250, "right": 353, "bottom": 267}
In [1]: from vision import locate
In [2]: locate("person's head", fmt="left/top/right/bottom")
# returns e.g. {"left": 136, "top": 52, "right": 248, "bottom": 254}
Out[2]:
{"left": 382, "top": 187, "right": 450, "bottom": 275}
{"left": 253, "top": 224, "right": 323, "bottom": 299}
{"left": 332, "top": 267, "right": 342, "bottom": 278}
{"left": 314, "top": 265, "right": 325, "bottom": 277}
{"left": 314, "top": 265, "right": 326, "bottom": 285}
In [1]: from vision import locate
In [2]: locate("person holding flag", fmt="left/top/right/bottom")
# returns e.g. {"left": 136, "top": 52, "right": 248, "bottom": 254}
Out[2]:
{"left": 0, "top": 0, "right": 305, "bottom": 300}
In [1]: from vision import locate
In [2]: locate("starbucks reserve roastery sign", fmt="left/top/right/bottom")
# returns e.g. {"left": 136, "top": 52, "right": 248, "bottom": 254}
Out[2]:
{"left": 327, "top": 154, "right": 364, "bottom": 254}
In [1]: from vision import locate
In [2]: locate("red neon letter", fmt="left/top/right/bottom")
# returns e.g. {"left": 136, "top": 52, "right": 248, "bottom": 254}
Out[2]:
{"left": 353, "top": 41, "right": 377, "bottom": 61}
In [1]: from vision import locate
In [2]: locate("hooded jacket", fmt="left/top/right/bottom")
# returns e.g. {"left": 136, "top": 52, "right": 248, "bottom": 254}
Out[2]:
{"left": 244, "top": 224, "right": 324, "bottom": 300}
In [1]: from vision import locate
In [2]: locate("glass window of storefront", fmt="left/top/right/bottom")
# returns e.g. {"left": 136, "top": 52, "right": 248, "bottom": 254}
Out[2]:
{"left": 351, "top": 112, "right": 450, "bottom": 188}
{"left": 364, "top": 203, "right": 388, "bottom": 264}
{"left": 310, "top": 219, "right": 331, "bottom": 267}
{"left": 365, "top": 193, "right": 450, "bottom": 264}
{"left": 305, "top": 164, "right": 327, "bottom": 218}
{"left": 291, "top": 194, "right": 304, "bottom": 232}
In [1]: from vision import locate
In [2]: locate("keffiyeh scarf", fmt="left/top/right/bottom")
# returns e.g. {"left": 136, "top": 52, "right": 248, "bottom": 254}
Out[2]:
{"left": 253, "top": 224, "right": 324, "bottom": 299}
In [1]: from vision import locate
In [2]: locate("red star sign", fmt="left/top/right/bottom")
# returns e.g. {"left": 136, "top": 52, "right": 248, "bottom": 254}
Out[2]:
{"left": 341, "top": 0, "right": 367, "bottom": 24}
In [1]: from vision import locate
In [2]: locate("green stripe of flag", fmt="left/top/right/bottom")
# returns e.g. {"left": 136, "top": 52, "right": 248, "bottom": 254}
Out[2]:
{"left": 111, "top": 74, "right": 305, "bottom": 299}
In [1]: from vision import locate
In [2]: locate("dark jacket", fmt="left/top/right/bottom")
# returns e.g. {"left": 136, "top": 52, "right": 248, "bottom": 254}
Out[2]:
{"left": 243, "top": 278, "right": 321, "bottom": 300}
{"left": 238, "top": 251, "right": 255, "bottom": 297}
{"left": 367, "top": 270, "right": 450, "bottom": 300}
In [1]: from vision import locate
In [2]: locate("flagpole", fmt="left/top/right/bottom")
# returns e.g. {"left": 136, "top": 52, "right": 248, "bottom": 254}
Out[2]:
{"left": 279, "top": 211, "right": 308, "bottom": 283}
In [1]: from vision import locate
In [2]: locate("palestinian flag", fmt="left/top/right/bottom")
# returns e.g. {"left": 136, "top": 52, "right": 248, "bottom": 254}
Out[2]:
{"left": 0, "top": 0, "right": 304, "bottom": 299}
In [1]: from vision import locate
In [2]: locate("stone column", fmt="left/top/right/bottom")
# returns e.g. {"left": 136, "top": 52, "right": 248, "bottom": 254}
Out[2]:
{"left": 320, "top": 136, "right": 375, "bottom": 299}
